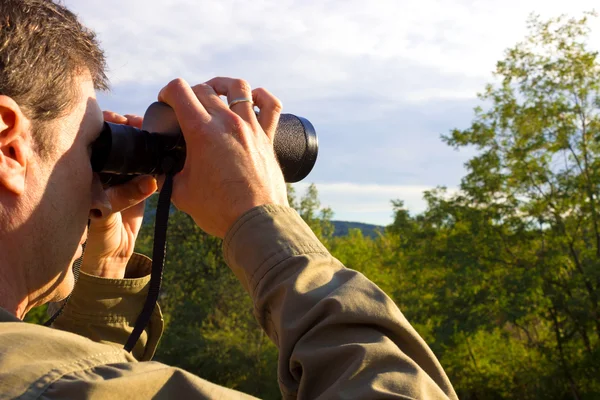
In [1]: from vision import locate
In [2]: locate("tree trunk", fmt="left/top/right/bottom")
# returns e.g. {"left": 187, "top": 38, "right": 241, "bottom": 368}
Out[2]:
{"left": 549, "top": 306, "right": 581, "bottom": 400}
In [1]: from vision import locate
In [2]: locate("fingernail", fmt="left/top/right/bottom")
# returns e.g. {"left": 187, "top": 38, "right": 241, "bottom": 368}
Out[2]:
{"left": 138, "top": 177, "right": 156, "bottom": 194}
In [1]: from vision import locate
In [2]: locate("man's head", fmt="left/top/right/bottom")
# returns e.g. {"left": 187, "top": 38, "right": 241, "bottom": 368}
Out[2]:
{"left": 0, "top": 0, "right": 109, "bottom": 158}
{"left": 0, "top": 0, "right": 111, "bottom": 317}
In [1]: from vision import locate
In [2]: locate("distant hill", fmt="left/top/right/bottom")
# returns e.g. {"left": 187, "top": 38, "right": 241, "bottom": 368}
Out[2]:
{"left": 332, "top": 221, "right": 384, "bottom": 238}
{"left": 143, "top": 203, "right": 385, "bottom": 239}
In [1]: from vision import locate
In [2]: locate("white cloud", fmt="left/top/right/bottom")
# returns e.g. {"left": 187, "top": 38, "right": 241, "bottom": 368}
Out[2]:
{"left": 67, "top": 0, "right": 599, "bottom": 103}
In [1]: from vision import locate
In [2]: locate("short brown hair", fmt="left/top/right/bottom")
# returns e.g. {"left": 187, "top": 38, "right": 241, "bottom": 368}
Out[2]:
{"left": 0, "top": 0, "right": 109, "bottom": 157}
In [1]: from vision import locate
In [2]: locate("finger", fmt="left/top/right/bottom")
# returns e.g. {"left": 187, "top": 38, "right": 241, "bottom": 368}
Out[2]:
{"left": 155, "top": 174, "right": 166, "bottom": 192}
{"left": 158, "top": 78, "right": 211, "bottom": 138}
{"left": 103, "top": 110, "right": 128, "bottom": 124}
{"left": 204, "top": 77, "right": 256, "bottom": 125}
{"left": 104, "top": 175, "right": 157, "bottom": 215}
{"left": 90, "top": 175, "right": 112, "bottom": 219}
{"left": 124, "top": 114, "right": 144, "bottom": 129}
{"left": 190, "top": 83, "right": 228, "bottom": 115}
{"left": 252, "top": 88, "right": 283, "bottom": 141}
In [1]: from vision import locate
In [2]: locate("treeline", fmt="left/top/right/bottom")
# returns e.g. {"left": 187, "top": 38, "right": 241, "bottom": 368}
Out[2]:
{"left": 136, "top": 13, "right": 600, "bottom": 399}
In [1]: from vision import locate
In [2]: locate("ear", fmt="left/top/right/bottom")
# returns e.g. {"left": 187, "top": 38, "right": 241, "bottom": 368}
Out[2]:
{"left": 0, "top": 96, "right": 32, "bottom": 196}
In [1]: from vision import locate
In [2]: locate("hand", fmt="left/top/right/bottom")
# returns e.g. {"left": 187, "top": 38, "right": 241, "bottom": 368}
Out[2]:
{"left": 80, "top": 111, "right": 157, "bottom": 279}
{"left": 157, "top": 77, "right": 288, "bottom": 238}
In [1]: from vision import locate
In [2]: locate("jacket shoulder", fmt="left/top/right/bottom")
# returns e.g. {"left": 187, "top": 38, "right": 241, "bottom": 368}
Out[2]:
{"left": 0, "top": 322, "right": 135, "bottom": 399}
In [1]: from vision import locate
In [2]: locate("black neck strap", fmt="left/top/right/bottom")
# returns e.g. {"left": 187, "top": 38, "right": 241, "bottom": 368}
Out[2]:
{"left": 124, "top": 171, "right": 174, "bottom": 352}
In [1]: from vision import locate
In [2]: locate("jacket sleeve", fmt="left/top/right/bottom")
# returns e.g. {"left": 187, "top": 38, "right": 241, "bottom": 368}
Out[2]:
{"left": 50, "top": 253, "right": 164, "bottom": 361}
{"left": 223, "top": 205, "right": 458, "bottom": 400}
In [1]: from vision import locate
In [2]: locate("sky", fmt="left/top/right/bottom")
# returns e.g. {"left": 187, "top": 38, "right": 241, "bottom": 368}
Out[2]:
{"left": 65, "top": 0, "right": 600, "bottom": 226}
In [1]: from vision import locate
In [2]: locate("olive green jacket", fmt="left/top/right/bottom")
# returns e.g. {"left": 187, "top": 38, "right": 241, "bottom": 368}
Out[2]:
{"left": 0, "top": 205, "right": 458, "bottom": 399}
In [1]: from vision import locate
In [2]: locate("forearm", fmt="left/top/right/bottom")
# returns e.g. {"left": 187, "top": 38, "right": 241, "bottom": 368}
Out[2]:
{"left": 224, "top": 205, "right": 457, "bottom": 399}
{"left": 51, "top": 253, "right": 164, "bottom": 361}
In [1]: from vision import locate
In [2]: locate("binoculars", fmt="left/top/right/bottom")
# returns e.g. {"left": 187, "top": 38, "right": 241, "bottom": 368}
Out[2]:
{"left": 90, "top": 102, "right": 318, "bottom": 186}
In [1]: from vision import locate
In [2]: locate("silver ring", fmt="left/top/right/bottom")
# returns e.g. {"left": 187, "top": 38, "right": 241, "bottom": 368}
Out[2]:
{"left": 228, "top": 97, "right": 253, "bottom": 108}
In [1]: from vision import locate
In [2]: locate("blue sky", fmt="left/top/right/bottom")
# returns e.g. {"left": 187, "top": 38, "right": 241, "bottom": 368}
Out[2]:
{"left": 66, "top": 0, "right": 599, "bottom": 226}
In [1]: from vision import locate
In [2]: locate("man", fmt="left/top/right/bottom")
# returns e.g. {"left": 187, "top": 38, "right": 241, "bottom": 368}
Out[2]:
{"left": 0, "top": 1, "right": 458, "bottom": 399}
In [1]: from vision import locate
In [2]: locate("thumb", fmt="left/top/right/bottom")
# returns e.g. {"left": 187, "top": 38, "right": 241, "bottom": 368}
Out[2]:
{"left": 104, "top": 175, "right": 157, "bottom": 214}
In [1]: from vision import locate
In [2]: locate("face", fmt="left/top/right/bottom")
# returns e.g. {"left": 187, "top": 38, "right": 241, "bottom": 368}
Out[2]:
{"left": 22, "top": 74, "right": 106, "bottom": 306}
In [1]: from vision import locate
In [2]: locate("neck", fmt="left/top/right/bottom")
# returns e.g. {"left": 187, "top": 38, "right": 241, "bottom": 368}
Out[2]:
{"left": 0, "top": 263, "right": 29, "bottom": 320}
{"left": 0, "top": 256, "right": 70, "bottom": 320}
{"left": 0, "top": 202, "right": 75, "bottom": 321}
{"left": 0, "top": 223, "right": 39, "bottom": 320}
{"left": 0, "top": 202, "right": 43, "bottom": 319}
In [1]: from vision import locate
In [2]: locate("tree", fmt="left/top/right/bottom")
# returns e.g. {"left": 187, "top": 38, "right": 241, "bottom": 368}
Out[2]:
{"left": 287, "top": 183, "right": 334, "bottom": 242}
{"left": 420, "top": 11, "right": 600, "bottom": 399}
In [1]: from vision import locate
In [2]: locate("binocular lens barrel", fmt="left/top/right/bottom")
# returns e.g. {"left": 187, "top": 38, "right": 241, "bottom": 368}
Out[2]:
{"left": 91, "top": 102, "right": 318, "bottom": 187}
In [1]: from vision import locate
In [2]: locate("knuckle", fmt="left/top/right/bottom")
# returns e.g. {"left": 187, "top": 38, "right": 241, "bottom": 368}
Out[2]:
{"left": 253, "top": 87, "right": 267, "bottom": 96}
{"left": 232, "top": 78, "right": 252, "bottom": 94}
{"left": 227, "top": 113, "right": 247, "bottom": 132}
{"left": 192, "top": 83, "right": 213, "bottom": 95}
{"left": 254, "top": 87, "right": 282, "bottom": 112}
{"left": 167, "top": 77, "right": 188, "bottom": 93}
{"left": 272, "top": 98, "right": 283, "bottom": 113}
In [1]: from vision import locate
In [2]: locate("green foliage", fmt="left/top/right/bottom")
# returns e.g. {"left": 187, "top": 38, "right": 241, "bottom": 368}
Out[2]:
{"left": 287, "top": 183, "right": 335, "bottom": 242}
{"left": 23, "top": 303, "right": 48, "bottom": 324}
{"left": 417, "top": 12, "right": 600, "bottom": 399}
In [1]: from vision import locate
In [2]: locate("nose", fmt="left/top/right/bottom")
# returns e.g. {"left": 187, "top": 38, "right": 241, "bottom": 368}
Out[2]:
{"left": 89, "top": 173, "right": 112, "bottom": 219}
